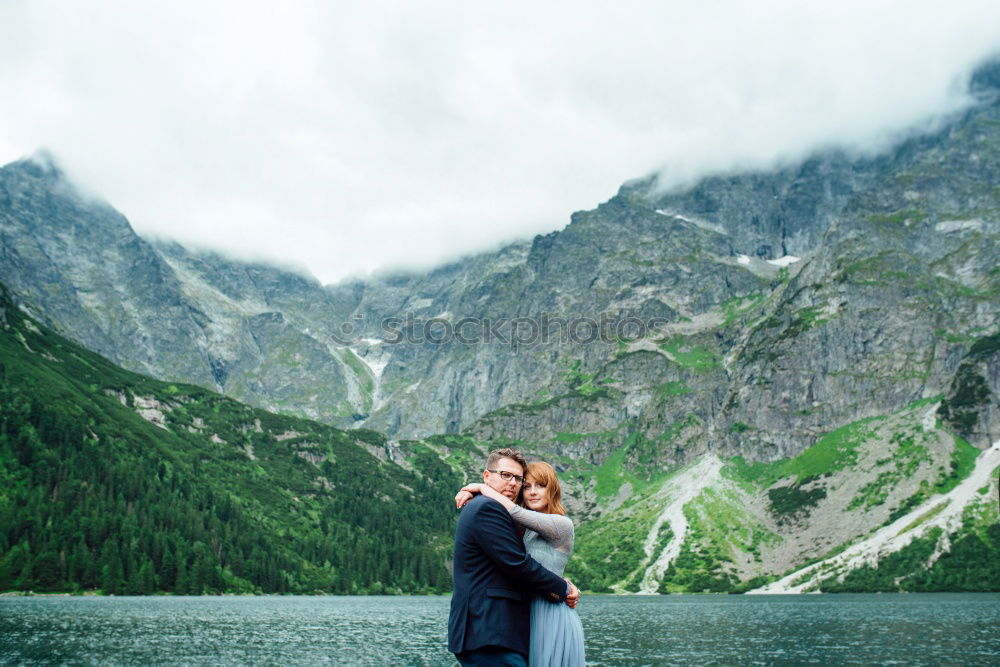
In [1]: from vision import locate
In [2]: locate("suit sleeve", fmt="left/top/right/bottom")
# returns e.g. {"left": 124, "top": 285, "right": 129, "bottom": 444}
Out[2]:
{"left": 470, "top": 499, "right": 569, "bottom": 601}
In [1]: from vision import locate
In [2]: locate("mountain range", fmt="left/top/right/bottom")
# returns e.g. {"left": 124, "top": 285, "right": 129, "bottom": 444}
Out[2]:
{"left": 1, "top": 60, "right": 998, "bottom": 594}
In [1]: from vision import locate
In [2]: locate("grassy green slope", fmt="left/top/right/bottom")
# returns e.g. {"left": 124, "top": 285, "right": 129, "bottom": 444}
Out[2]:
{"left": 565, "top": 399, "right": 996, "bottom": 594}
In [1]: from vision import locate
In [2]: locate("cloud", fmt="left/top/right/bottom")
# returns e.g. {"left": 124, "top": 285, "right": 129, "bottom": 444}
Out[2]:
{"left": 1, "top": 0, "right": 998, "bottom": 284}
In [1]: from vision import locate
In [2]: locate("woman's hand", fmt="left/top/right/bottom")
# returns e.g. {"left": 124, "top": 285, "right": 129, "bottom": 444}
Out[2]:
{"left": 455, "top": 490, "right": 474, "bottom": 508}
{"left": 455, "top": 483, "right": 485, "bottom": 509}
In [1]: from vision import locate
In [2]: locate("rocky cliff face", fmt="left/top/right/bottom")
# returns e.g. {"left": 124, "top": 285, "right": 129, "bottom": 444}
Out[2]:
{"left": 465, "top": 67, "right": 999, "bottom": 469}
{"left": 939, "top": 332, "right": 1000, "bottom": 448}
{"left": 322, "top": 63, "right": 999, "bottom": 455}
{"left": 0, "top": 159, "right": 358, "bottom": 422}
{"left": 0, "top": 154, "right": 207, "bottom": 381}
{"left": 1, "top": 63, "right": 997, "bottom": 472}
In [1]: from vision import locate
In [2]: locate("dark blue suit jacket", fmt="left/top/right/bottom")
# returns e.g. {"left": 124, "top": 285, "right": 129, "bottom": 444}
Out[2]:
{"left": 448, "top": 494, "right": 568, "bottom": 657}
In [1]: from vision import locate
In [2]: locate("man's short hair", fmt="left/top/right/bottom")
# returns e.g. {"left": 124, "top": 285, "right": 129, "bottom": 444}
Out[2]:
{"left": 485, "top": 447, "right": 526, "bottom": 472}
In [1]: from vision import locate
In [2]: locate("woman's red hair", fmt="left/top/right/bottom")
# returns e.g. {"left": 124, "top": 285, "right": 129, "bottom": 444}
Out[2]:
{"left": 524, "top": 461, "right": 566, "bottom": 515}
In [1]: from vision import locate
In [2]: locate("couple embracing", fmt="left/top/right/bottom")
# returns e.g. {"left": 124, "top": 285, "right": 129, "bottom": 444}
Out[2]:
{"left": 448, "top": 447, "right": 585, "bottom": 666}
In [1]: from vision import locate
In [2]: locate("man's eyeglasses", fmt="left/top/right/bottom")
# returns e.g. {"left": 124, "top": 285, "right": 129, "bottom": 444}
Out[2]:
{"left": 487, "top": 469, "right": 524, "bottom": 485}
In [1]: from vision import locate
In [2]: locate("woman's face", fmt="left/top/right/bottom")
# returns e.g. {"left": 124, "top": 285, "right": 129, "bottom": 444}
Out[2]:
{"left": 522, "top": 475, "right": 548, "bottom": 512}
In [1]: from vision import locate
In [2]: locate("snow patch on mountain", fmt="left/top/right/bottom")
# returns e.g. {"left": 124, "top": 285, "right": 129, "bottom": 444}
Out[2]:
{"left": 766, "top": 255, "right": 801, "bottom": 267}
{"left": 654, "top": 209, "right": 728, "bottom": 236}
{"left": 935, "top": 219, "right": 983, "bottom": 233}
{"left": 351, "top": 341, "right": 391, "bottom": 380}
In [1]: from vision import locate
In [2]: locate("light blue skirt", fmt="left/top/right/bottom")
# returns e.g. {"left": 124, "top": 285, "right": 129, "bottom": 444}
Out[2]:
{"left": 528, "top": 595, "right": 585, "bottom": 667}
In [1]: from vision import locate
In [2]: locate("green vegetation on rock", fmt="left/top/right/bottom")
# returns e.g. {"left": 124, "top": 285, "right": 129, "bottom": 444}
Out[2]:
{"left": 866, "top": 209, "right": 928, "bottom": 225}
{"left": 720, "top": 293, "right": 767, "bottom": 326}
{"left": 658, "top": 509, "right": 740, "bottom": 593}
{"left": 657, "top": 336, "right": 721, "bottom": 371}
{"left": 566, "top": 509, "right": 653, "bottom": 593}
{"left": 938, "top": 331, "right": 998, "bottom": 436}
{"left": 848, "top": 429, "right": 932, "bottom": 510}
{"left": 822, "top": 501, "right": 1000, "bottom": 593}
{"left": 767, "top": 478, "right": 827, "bottom": 523}
{"left": 725, "top": 415, "right": 883, "bottom": 489}
{"left": 655, "top": 381, "right": 692, "bottom": 398}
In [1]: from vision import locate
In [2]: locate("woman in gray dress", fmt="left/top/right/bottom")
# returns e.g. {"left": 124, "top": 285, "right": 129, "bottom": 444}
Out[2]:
{"left": 456, "top": 461, "right": 586, "bottom": 667}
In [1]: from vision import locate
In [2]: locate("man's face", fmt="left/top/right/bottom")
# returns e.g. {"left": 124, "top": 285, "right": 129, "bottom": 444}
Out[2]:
{"left": 483, "top": 457, "right": 524, "bottom": 501}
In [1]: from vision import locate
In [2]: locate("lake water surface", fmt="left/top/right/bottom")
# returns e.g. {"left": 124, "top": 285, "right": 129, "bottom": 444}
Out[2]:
{"left": 2, "top": 593, "right": 998, "bottom": 665}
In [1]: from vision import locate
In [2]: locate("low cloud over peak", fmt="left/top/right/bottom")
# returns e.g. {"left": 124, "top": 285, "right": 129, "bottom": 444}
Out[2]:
{"left": 1, "top": 1, "right": 998, "bottom": 284}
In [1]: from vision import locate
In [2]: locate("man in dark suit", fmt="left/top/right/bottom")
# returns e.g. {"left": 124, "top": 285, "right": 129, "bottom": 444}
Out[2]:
{"left": 448, "top": 447, "right": 579, "bottom": 666}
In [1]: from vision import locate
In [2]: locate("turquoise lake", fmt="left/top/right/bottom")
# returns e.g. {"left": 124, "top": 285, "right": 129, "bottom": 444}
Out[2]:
{"left": 2, "top": 593, "right": 999, "bottom": 665}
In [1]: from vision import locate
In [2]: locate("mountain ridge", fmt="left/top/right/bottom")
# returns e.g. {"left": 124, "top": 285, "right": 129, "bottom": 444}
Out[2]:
{"left": 1, "top": 63, "right": 997, "bottom": 481}
{"left": 3, "top": 109, "right": 1000, "bottom": 592}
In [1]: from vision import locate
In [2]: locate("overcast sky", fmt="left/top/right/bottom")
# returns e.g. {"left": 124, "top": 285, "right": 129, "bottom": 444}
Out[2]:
{"left": 1, "top": 1, "right": 998, "bottom": 284}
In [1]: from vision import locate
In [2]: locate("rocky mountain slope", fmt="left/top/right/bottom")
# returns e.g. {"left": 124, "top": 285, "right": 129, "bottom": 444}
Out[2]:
{"left": 0, "top": 161, "right": 361, "bottom": 423}
{"left": 2, "top": 64, "right": 998, "bottom": 456}
{"left": 559, "top": 396, "right": 998, "bottom": 593}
